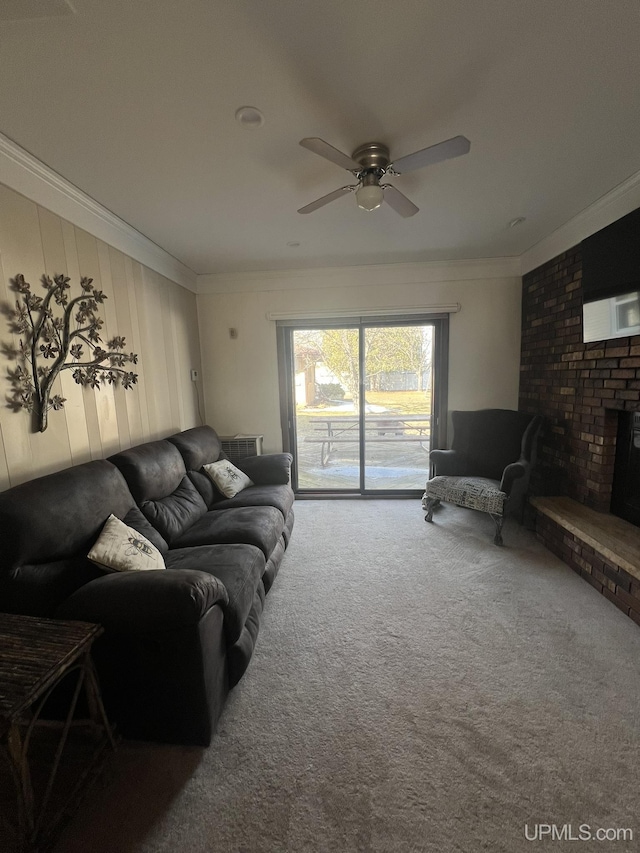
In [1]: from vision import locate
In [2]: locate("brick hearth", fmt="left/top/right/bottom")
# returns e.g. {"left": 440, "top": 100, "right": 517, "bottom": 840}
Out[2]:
{"left": 532, "top": 496, "right": 640, "bottom": 626}
{"left": 519, "top": 243, "right": 640, "bottom": 624}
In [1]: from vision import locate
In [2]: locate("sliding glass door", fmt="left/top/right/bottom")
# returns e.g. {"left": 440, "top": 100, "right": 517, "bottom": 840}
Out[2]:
{"left": 292, "top": 326, "right": 361, "bottom": 490}
{"left": 280, "top": 316, "right": 447, "bottom": 494}
{"left": 362, "top": 324, "right": 433, "bottom": 490}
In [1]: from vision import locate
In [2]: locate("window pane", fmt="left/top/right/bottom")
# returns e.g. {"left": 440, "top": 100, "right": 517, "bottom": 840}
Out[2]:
{"left": 362, "top": 325, "right": 433, "bottom": 490}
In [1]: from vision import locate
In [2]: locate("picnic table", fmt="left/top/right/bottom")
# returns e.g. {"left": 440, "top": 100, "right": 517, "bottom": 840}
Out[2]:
{"left": 305, "top": 413, "right": 431, "bottom": 466}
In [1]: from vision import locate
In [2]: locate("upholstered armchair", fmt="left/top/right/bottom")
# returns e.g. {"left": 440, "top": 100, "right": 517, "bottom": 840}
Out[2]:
{"left": 422, "top": 409, "right": 542, "bottom": 545}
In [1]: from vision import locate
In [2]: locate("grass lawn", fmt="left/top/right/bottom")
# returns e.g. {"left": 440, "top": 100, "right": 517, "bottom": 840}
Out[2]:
{"left": 297, "top": 390, "right": 431, "bottom": 416}
{"left": 365, "top": 390, "right": 431, "bottom": 415}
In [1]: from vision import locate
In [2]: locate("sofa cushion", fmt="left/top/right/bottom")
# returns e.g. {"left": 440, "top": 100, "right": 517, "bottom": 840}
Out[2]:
{"left": 165, "top": 544, "right": 265, "bottom": 645}
{"left": 140, "top": 476, "right": 208, "bottom": 545}
{"left": 209, "top": 484, "right": 294, "bottom": 520}
{"left": 109, "top": 440, "right": 188, "bottom": 504}
{"left": 236, "top": 453, "right": 292, "bottom": 485}
{"left": 171, "top": 506, "right": 284, "bottom": 558}
{"left": 167, "top": 425, "right": 223, "bottom": 470}
{"left": 122, "top": 506, "right": 169, "bottom": 554}
{"left": 188, "top": 469, "right": 221, "bottom": 506}
{"left": 88, "top": 514, "right": 166, "bottom": 573}
{"left": 203, "top": 459, "right": 253, "bottom": 498}
{"left": 0, "top": 460, "right": 136, "bottom": 571}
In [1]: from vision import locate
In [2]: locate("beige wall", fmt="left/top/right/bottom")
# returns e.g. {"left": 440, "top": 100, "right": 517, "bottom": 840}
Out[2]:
{"left": 197, "top": 264, "right": 523, "bottom": 453}
{"left": 0, "top": 183, "right": 202, "bottom": 489}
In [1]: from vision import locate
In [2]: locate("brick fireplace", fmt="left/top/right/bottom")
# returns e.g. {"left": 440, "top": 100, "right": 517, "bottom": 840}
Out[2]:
{"left": 520, "top": 243, "right": 640, "bottom": 507}
{"left": 519, "top": 243, "right": 640, "bottom": 625}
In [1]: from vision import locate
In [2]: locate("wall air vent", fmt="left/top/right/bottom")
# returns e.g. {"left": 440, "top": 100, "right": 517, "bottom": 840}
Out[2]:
{"left": 220, "top": 434, "right": 263, "bottom": 462}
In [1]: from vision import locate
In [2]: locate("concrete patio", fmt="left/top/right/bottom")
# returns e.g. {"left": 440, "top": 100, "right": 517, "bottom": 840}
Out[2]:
{"left": 294, "top": 406, "right": 430, "bottom": 491}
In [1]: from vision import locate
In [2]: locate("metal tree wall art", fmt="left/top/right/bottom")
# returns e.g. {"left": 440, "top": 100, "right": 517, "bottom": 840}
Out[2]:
{"left": 4, "top": 273, "right": 138, "bottom": 432}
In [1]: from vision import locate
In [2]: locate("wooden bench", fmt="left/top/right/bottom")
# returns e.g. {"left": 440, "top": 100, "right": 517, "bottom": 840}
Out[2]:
{"left": 305, "top": 433, "right": 430, "bottom": 467}
{"left": 304, "top": 413, "right": 431, "bottom": 466}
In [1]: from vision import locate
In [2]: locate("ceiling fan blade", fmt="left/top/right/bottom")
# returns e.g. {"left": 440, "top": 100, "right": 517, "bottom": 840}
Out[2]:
{"left": 297, "top": 185, "right": 356, "bottom": 214}
{"left": 299, "top": 138, "right": 362, "bottom": 172}
{"left": 390, "top": 135, "right": 470, "bottom": 174}
{"left": 382, "top": 185, "right": 419, "bottom": 218}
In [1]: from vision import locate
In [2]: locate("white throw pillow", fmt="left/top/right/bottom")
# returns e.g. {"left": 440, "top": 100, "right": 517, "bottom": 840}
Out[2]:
{"left": 88, "top": 514, "right": 166, "bottom": 573}
{"left": 203, "top": 459, "right": 253, "bottom": 498}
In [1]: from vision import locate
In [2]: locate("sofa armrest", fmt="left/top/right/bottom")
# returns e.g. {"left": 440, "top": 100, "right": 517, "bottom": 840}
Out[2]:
{"left": 56, "top": 569, "right": 228, "bottom": 634}
{"left": 429, "top": 449, "right": 466, "bottom": 477}
{"left": 500, "top": 460, "right": 528, "bottom": 495}
{"left": 236, "top": 453, "right": 292, "bottom": 485}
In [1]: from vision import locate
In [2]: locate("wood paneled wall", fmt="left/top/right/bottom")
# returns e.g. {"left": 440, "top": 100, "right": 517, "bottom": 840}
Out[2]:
{"left": 0, "top": 183, "right": 202, "bottom": 489}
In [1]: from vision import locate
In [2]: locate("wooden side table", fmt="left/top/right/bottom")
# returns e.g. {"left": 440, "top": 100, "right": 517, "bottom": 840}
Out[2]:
{"left": 0, "top": 613, "right": 116, "bottom": 852}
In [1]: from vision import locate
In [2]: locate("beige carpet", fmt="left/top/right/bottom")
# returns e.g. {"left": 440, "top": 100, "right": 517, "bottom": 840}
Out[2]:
{"left": 49, "top": 500, "right": 639, "bottom": 853}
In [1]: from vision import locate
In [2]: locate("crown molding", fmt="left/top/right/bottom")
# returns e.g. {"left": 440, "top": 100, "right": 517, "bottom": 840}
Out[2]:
{"left": 520, "top": 168, "right": 640, "bottom": 275}
{"left": 0, "top": 132, "right": 197, "bottom": 292}
{"left": 196, "top": 256, "right": 521, "bottom": 295}
{"left": 6, "top": 129, "right": 637, "bottom": 291}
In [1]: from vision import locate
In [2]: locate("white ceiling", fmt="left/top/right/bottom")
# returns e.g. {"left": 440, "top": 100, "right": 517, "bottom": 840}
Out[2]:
{"left": 1, "top": 0, "right": 639, "bottom": 276}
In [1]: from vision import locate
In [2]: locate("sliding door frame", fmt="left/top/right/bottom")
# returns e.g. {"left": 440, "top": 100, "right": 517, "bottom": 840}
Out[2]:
{"left": 276, "top": 313, "right": 449, "bottom": 495}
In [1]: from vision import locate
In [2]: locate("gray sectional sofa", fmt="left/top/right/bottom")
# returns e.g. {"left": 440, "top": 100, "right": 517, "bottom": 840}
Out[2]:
{"left": 0, "top": 425, "right": 294, "bottom": 745}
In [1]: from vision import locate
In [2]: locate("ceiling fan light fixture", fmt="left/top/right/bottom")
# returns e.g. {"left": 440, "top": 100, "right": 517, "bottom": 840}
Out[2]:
{"left": 297, "top": 133, "right": 469, "bottom": 217}
{"left": 356, "top": 182, "right": 384, "bottom": 211}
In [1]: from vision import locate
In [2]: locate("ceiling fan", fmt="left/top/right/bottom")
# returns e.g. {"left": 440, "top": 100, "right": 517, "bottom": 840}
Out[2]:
{"left": 297, "top": 134, "right": 470, "bottom": 217}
